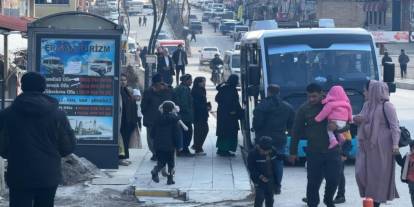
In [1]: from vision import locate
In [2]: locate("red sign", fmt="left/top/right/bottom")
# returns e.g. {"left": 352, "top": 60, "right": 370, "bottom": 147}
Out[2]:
{"left": 371, "top": 31, "right": 410, "bottom": 43}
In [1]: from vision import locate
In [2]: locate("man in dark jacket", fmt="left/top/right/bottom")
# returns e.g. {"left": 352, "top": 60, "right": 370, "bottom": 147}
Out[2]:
{"left": 141, "top": 74, "right": 173, "bottom": 161}
{"left": 0, "top": 72, "right": 76, "bottom": 207}
{"left": 382, "top": 52, "right": 392, "bottom": 66}
{"left": 172, "top": 44, "right": 188, "bottom": 85}
{"left": 157, "top": 48, "right": 174, "bottom": 86}
{"left": 399, "top": 49, "right": 410, "bottom": 79}
{"left": 289, "top": 83, "right": 341, "bottom": 207}
{"left": 247, "top": 136, "right": 279, "bottom": 207}
{"left": 174, "top": 74, "right": 194, "bottom": 156}
{"left": 252, "top": 84, "right": 294, "bottom": 194}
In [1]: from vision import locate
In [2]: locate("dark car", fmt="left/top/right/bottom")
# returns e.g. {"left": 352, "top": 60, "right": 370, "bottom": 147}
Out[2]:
{"left": 189, "top": 14, "right": 198, "bottom": 21}
{"left": 202, "top": 12, "right": 212, "bottom": 22}
{"left": 190, "top": 20, "right": 203, "bottom": 34}
{"left": 219, "top": 22, "right": 237, "bottom": 35}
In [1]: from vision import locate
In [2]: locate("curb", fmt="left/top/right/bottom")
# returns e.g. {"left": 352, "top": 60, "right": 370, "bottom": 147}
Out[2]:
{"left": 396, "top": 81, "right": 414, "bottom": 90}
{"left": 135, "top": 189, "right": 189, "bottom": 201}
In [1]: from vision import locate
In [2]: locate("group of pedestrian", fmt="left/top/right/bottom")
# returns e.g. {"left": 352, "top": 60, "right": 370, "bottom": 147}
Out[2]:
{"left": 382, "top": 49, "right": 410, "bottom": 79}
{"left": 247, "top": 80, "right": 410, "bottom": 207}
{"left": 156, "top": 44, "right": 188, "bottom": 86}
{"left": 138, "top": 16, "right": 148, "bottom": 27}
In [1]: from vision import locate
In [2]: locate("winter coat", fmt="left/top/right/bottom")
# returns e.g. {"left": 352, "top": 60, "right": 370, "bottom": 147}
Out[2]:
{"left": 192, "top": 85, "right": 209, "bottom": 123}
{"left": 253, "top": 95, "right": 295, "bottom": 149}
{"left": 247, "top": 147, "right": 280, "bottom": 186}
{"left": 121, "top": 87, "right": 139, "bottom": 139}
{"left": 399, "top": 54, "right": 410, "bottom": 65}
{"left": 382, "top": 56, "right": 392, "bottom": 66}
{"left": 315, "top": 86, "right": 352, "bottom": 122}
{"left": 0, "top": 92, "right": 76, "bottom": 188}
{"left": 152, "top": 113, "right": 182, "bottom": 152}
{"left": 141, "top": 85, "right": 173, "bottom": 127}
{"left": 172, "top": 49, "right": 188, "bottom": 66}
{"left": 215, "top": 83, "right": 242, "bottom": 137}
{"left": 157, "top": 54, "right": 174, "bottom": 85}
{"left": 396, "top": 152, "right": 414, "bottom": 183}
{"left": 174, "top": 84, "right": 193, "bottom": 123}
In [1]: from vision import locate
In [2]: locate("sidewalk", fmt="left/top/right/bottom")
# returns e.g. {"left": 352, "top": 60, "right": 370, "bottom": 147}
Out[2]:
{"left": 132, "top": 117, "right": 252, "bottom": 204}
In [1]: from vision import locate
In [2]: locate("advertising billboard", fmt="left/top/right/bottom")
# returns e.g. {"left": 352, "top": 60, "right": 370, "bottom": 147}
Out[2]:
{"left": 38, "top": 37, "right": 117, "bottom": 141}
{"left": 371, "top": 31, "right": 410, "bottom": 43}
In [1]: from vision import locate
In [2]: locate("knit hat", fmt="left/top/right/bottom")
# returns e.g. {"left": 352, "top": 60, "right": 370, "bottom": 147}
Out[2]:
{"left": 258, "top": 136, "right": 272, "bottom": 150}
{"left": 21, "top": 72, "right": 46, "bottom": 93}
{"left": 152, "top": 73, "right": 163, "bottom": 84}
{"left": 180, "top": 74, "right": 192, "bottom": 82}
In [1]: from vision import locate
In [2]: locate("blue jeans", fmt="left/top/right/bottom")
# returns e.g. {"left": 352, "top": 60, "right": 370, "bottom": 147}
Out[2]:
{"left": 273, "top": 145, "right": 286, "bottom": 192}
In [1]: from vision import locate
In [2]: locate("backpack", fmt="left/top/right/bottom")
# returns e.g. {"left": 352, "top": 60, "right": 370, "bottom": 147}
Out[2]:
{"left": 383, "top": 102, "right": 411, "bottom": 147}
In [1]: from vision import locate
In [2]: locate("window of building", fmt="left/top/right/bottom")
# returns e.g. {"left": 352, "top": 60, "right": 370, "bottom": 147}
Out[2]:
{"left": 35, "top": 0, "right": 69, "bottom": 4}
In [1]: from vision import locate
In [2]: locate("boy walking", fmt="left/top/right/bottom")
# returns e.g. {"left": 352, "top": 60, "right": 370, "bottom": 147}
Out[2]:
{"left": 396, "top": 140, "right": 414, "bottom": 206}
{"left": 247, "top": 136, "right": 279, "bottom": 207}
{"left": 151, "top": 101, "right": 182, "bottom": 185}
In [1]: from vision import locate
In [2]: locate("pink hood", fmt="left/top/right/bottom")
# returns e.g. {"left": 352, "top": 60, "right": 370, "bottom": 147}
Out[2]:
{"left": 315, "top": 85, "right": 353, "bottom": 122}
{"left": 322, "top": 85, "right": 350, "bottom": 104}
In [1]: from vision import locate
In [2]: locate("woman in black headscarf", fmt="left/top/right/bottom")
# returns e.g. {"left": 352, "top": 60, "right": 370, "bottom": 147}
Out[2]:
{"left": 191, "top": 77, "right": 210, "bottom": 155}
{"left": 215, "top": 75, "right": 242, "bottom": 157}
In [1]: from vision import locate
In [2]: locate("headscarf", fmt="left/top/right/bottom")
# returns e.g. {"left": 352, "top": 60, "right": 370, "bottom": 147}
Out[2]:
{"left": 357, "top": 80, "right": 390, "bottom": 148}
{"left": 192, "top": 77, "right": 206, "bottom": 97}
{"left": 226, "top": 74, "right": 239, "bottom": 87}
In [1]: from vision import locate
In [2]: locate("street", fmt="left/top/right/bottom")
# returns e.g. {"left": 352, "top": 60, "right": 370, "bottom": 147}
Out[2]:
{"left": 1, "top": 6, "right": 414, "bottom": 207}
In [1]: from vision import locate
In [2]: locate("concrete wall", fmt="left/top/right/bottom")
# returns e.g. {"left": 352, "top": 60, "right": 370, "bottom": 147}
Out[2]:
{"left": 34, "top": 0, "right": 77, "bottom": 18}
{"left": 316, "top": 0, "right": 365, "bottom": 28}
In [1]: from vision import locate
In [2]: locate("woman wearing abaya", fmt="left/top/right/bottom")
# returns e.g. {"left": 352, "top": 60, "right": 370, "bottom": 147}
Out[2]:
{"left": 191, "top": 77, "right": 210, "bottom": 155}
{"left": 215, "top": 74, "right": 242, "bottom": 157}
{"left": 354, "top": 80, "right": 400, "bottom": 207}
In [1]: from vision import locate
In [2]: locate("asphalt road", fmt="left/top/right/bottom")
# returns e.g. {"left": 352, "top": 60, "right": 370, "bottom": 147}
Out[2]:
{"left": 186, "top": 7, "right": 414, "bottom": 207}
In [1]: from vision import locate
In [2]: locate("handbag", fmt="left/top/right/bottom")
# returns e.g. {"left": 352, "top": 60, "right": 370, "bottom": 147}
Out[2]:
{"left": 383, "top": 102, "right": 411, "bottom": 147}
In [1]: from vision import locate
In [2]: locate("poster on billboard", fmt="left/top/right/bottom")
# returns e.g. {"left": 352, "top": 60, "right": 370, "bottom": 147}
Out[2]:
{"left": 39, "top": 38, "right": 116, "bottom": 141}
{"left": 371, "top": 31, "right": 410, "bottom": 43}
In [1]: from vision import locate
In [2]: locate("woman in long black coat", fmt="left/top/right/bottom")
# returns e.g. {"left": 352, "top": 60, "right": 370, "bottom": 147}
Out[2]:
{"left": 215, "top": 74, "right": 242, "bottom": 157}
{"left": 191, "top": 77, "right": 210, "bottom": 155}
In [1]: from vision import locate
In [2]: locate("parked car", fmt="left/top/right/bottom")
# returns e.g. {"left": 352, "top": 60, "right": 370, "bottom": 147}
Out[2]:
{"left": 189, "top": 14, "right": 198, "bottom": 21}
{"left": 190, "top": 20, "right": 203, "bottom": 34}
{"left": 250, "top": 20, "right": 278, "bottom": 31}
{"left": 230, "top": 25, "right": 248, "bottom": 39}
{"left": 199, "top": 47, "right": 220, "bottom": 65}
{"left": 202, "top": 11, "right": 212, "bottom": 22}
{"left": 223, "top": 50, "right": 240, "bottom": 81}
{"left": 219, "top": 21, "right": 238, "bottom": 35}
{"left": 221, "top": 11, "right": 234, "bottom": 20}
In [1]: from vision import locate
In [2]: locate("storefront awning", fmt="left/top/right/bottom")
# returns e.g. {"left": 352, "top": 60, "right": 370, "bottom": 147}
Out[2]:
{"left": 0, "top": 15, "right": 33, "bottom": 32}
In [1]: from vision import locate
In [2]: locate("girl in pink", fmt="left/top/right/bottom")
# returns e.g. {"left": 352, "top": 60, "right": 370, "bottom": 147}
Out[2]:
{"left": 315, "top": 85, "right": 353, "bottom": 149}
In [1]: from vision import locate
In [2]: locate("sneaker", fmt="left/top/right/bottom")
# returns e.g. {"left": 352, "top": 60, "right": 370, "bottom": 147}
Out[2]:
{"left": 119, "top": 160, "right": 130, "bottom": 166}
{"left": 333, "top": 196, "right": 345, "bottom": 204}
{"left": 195, "top": 150, "right": 207, "bottom": 156}
{"left": 151, "top": 170, "right": 159, "bottom": 183}
{"left": 328, "top": 139, "right": 339, "bottom": 149}
{"left": 302, "top": 197, "right": 307, "bottom": 203}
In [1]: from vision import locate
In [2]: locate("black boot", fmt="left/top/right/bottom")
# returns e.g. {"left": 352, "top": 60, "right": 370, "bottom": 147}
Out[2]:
{"left": 151, "top": 168, "right": 159, "bottom": 183}
{"left": 167, "top": 175, "right": 175, "bottom": 185}
{"left": 167, "top": 169, "right": 175, "bottom": 185}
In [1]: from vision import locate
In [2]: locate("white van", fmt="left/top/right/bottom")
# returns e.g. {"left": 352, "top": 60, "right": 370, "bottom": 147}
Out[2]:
{"left": 223, "top": 50, "right": 240, "bottom": 81}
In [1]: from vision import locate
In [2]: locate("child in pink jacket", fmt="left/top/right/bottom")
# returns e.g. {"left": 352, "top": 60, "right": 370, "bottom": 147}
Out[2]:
{"left": 315, "top": 85, "right": 353, "bottom": 149}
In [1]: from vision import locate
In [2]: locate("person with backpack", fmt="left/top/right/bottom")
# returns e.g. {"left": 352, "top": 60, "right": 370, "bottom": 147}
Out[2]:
{"left": 247, "top": 136, "right": 279, "bottom": 207}
{"left": 396, "top": 140, "right": 414, "bottom": 206}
